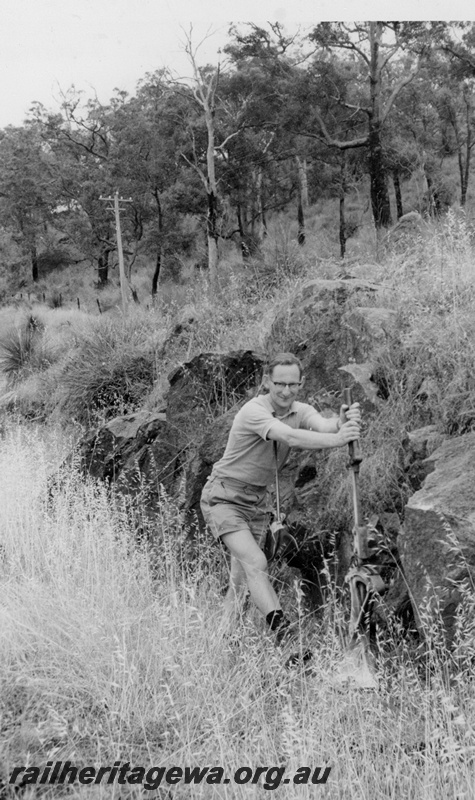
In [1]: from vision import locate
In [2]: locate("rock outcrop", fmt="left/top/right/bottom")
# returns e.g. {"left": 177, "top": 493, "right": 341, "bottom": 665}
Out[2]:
{"left": 166, "top": 350, "right": 265, "bottom": 442}
{"left": 72, "top": 281, "right": 475, "bottom": 638}
{"left": 268, "top": 278, "right": 388, "bottom": 413}
{"left": 399, "top": 432, "right": 475, "bottom": 642}
{"left": 73, "top": 350, "right": 265, "bottom": 526}
{"left": 74, "top": 410, "right": 181, "bottom": 507}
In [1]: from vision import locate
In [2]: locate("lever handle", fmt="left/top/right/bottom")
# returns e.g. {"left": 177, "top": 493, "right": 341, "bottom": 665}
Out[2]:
{"left": 342, "top": 387, "right": 362, "bottom": 465}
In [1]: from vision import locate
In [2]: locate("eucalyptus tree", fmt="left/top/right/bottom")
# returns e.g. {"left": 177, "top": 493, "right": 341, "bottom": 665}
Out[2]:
{"left": 31, "top": 83, "right": 190, "bottom": 293}
{"left": 223, "top": 23, "right": 316, "bottom": 249}
{"left": 307, "top": 22, "right": 453, "bottom": 228}
{"left": 0, "top": 123, "right": 59, "bottom": 281}
{"left": 435, "top": 26, "right": 475, "bottom": 207}
{"left": 31, "top": 93, "right": 120, "bottom": 285}
{"left": 109, "top": 74, "right": 198, "bottom": 293}
{"left": 173, "top": 32, "right": 230, "bottom": 291}
{"left": 170, "top": 27, "right": 298, "bottom": 284}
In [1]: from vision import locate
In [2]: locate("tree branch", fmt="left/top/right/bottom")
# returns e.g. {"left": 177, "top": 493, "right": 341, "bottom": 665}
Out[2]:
{"left": 296, "top": 108, "right": 369, "bottom": 150}
{"left": 181, "top": 152, "right": 208, "bottom": 190}
{"left": 381, "top": 60, "right": 421, "bottom": 125}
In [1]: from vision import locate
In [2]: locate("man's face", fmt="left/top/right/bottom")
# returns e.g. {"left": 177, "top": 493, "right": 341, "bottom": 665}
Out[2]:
{"left": 265, "top": 364, "right": 303, "bottom": 414}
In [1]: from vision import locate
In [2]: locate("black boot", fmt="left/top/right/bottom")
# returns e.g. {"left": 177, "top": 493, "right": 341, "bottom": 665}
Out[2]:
{"left": 266, "top": 610, "right": 312, "bottom": 666}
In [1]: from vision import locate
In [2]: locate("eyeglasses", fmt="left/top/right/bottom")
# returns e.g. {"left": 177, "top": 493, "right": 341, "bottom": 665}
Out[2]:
{"left": 269, "top": 380, "right": 302, "bottom": 391}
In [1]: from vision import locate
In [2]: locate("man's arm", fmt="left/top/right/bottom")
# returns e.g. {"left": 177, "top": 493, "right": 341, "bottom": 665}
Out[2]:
{"left": 267, "top": 417, "right": 360, "bottom": 449}
{"left": 305, "top": 402, "right": 361, "bottom": 434}
{"left": 306, "top": 412, "right": 340, "bottom": 434}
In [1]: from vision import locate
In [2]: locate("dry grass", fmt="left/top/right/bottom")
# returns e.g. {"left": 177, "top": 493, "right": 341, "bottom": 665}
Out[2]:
{"left": 0, "top": 427, "right": 474, "bottom": 799}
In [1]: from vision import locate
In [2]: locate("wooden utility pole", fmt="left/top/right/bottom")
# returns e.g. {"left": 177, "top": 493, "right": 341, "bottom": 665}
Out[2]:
{"left": 99, "top": 191, "right": 132, "bottom": 313}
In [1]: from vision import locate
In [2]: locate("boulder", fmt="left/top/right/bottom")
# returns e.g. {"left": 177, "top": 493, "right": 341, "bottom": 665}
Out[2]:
{"left": 341, "top": 306, "right": 398, "bottom": 352}
{"left": 387, "top": 212, "right": 424, "bottom": 250}
{"left": 268, "top": 278, "right": 387, "bottom": 412}
{"left": 402, "top": 425, "right": 447, "bottom": 492}
{"left": 400, "top": 432, "right": 475, "bottom": 643}
{"left": 74, "top": 409, "right": 181, "bottom": 519}
{"left": 166, "top": 350, "right": 265, "bottom": 444}
{"left": 74, "top": 350, "right": 265, "bottom": 528}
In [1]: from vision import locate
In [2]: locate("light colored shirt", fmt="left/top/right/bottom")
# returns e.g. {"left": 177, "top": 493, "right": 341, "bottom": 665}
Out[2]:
{"left": 212, "top": 394, "right": 317, "bottom": 487}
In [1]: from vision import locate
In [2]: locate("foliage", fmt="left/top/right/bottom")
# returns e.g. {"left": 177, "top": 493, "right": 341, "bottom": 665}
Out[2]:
{"left": 0, "top": 314, "right": 46, "bottom": 385}
{"left": 46, "top": 312, "right": 163, "bottom": 425}
{"left": 373, "top": 210, "right": 475, "bottom": 435}
{"left": 0, "top": 20, "right": 473, "bottom": 294}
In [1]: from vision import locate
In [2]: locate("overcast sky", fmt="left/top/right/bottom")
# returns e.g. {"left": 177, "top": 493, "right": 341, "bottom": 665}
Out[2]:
{"left": 0, "top": 0, "right": 469, "bottom": 129}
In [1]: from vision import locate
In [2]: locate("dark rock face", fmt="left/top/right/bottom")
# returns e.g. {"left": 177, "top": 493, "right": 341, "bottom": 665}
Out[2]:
{"left": 74, "top": 351, "right": 265, "bottom": 526}
{"left": 74, "top": 410, "right": 182, "bottom": 520}
{"left": 166, "top": 350, "right": 265, "bottom": 442}
{"left": 269, "top": 279, "right": 385, "bottom": 413}
{"left": 402, "top": 426, "right": 447, "bottom": 493}
{"left": 387, "top": 211, "right": 423, "bottom": 250}
{"left": 400, "top": 432, "right": 475, "bottom": 643}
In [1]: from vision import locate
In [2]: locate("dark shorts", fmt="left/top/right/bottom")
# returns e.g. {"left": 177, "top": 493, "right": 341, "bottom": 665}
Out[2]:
{"left": 200, "top": 474, "right": 269, "bottom": 544}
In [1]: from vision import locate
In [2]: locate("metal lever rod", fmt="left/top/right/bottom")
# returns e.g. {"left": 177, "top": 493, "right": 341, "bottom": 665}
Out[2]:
{"left": 342, "top": 387, "right": 362, "bottom": 466}
{"left": 343, "top": 387, "right": 365, "bottom": 551}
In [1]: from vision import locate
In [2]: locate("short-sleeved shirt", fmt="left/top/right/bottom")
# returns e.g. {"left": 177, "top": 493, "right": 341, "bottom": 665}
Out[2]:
{"left": 211, "top": 394, "right": 317, "bottom": 487}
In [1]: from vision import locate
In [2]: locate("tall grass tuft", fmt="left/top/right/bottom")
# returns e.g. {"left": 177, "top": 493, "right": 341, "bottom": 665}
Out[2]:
{"left": 41, "top": 311, "right": 166, "bottom": 425}
{"left": 0, "top": 315, "right": 45, "bottom": 385}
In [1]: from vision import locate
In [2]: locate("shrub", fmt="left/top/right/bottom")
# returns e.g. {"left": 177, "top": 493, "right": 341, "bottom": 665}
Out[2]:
{"left": 0, "top": 315, "right": 45, "bottom": 385}
{"left": 47, "top": 313, "right": 162, "bottom": 424}
{"left": 36, "top": 247, "right": 72, "bottom": 277}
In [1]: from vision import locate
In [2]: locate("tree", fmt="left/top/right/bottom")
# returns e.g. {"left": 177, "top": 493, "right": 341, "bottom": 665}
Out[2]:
{"left": 108, "top": 75, "right": 197, "bottom": 294}
{"left": 223, "top": 24, "right": 314, "bottom": 250}
{"left": 0, "top": 124, "right": 58, "bottom": 281}
{"left": 435, "top": 78, "right": 475, "bottom": 207}
{"left": 436, "top": 26, "right": 475, "bottom": 206}
{"left": 306, "top": 22, "right": 442, "bottom": 228}
{"left": 31, "top": 94, "right": 119, "bottom": 285}
{"left": 175, "top": 32, "right": 225, "bottom": 291}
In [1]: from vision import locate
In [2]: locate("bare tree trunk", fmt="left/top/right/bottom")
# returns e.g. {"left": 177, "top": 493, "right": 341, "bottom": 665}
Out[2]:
{"left": 295, "top": 155, "right": 309, "bottom": 208}
{"left": 31, "top": 243, "right": 38, "bottom": 282}
{"left": 297, "top": 192, "right": 305, "bottom": 246}
{"left": 461, "top": 90, "right": 472, "bottom": 207}
{"left": 424, "top": 170, "right": 439, "bottom": 217}
{"left": 368, "top": 22, "right": 392, "bottom": 228}
{"left": 237, "top": 203, "right": 251, "bottom": 258}
{"left": 182, "top": 36, "right": 221, "bottom": 293}
{"left": 255, "top": 166, "right": 267, "bottom": 242}
{"left": 152, "top": 249, "right": 162, "bottom": 296}
{"left": 339, "top": 156, "right": 347, "bottom": 258}
{"left": 392, "top": 169, "right": 404, "bottom": 219}
{"left": 339, "top": 196, "right": 346, "bottom": 259}
{"left": 295, "top": 155, "right": 306, "bottom": 245}
{"left": 204, "top": 101, "right": 219, "bottom": 290}
{"left": 97, "top": 250, "right": 110, "bottom": 285}
{"left": 152, "top": 189, "right": 164, "bottom": 296}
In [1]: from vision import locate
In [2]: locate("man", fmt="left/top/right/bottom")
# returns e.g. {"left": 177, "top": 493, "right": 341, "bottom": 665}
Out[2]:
{"left": 200, "top": 352, "right": 361, "bottom": 654}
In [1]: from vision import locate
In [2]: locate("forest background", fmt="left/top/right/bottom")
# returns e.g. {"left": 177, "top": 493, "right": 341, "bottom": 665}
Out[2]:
{"left": 2, "top": 21, "right": 475, "bottom": 302}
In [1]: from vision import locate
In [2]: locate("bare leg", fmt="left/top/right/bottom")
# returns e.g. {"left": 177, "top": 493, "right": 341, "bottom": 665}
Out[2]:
{"left": 222, "top": 555, "right": 247, "bottom": 623}
{"left": 221, "top": 528, "right": 281, "bottom": 617}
